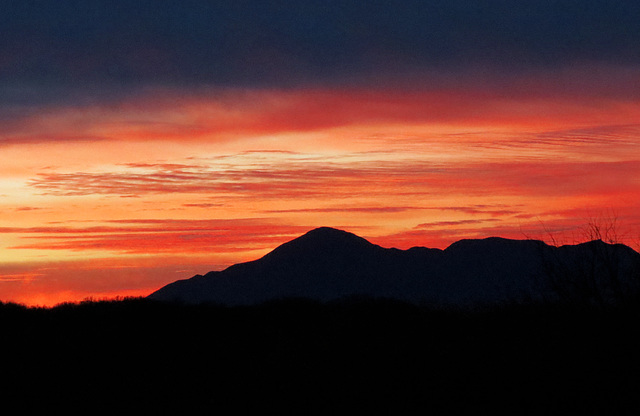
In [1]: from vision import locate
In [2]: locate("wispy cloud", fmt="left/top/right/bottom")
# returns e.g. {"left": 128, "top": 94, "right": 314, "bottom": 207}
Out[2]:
{"left": 14, "top": 206, "right": 44, "bottom": 212}
{"left": 415, "top": 219, "right": 501, "bottom": 228}
{"left": 27, "top": 156, "right": 640, "bottom": 200}
{"left": 264, "top": 206, "right": 422, "bottom": 214}
{"left": 264, "top": 204, "right": 523, "bottom": 217}
{"left": 2, "top": 219, "right": 310, "bottom": 255}
{"left": 182, "top": 203, "right": 224, "bottom": 209}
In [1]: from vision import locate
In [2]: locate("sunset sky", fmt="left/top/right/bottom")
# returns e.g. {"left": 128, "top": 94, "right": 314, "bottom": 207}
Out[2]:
{"left": 1, "top": 1, "right": 639, "bottom": 306}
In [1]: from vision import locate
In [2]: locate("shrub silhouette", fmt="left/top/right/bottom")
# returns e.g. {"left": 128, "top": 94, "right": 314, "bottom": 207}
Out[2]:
{"left": 1, "top": 296, "right": 639, "bottom": 413}
{"left": 535, "top": 217, "right": 640, "bottom": 307}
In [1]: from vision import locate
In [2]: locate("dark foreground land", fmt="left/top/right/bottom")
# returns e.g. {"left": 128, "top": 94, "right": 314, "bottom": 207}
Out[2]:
{"left": 2, "top": 297, "right": 639, "bottom": 414}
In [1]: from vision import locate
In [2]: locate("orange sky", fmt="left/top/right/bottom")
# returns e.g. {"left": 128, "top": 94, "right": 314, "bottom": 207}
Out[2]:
{"left": 1, "top": 85, "right": 639, "bottom": 306}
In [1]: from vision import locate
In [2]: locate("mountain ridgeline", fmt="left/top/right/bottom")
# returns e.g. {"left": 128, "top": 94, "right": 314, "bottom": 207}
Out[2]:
{"left": 6, "top": 227, "right": 640, "bottom": 413}
{"left": 149, "top": 227, "right": 640, "bottom": 307}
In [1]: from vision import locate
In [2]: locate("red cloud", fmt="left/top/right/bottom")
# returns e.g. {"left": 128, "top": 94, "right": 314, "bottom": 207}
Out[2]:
{"left": 28, "top": 157, "right": 640, "bottom": 200}
{"left": 4, "top": 219, "right": 310, "bottom": 255}
{"left": 3, "top": 82, "right": 640, "bottom": 146}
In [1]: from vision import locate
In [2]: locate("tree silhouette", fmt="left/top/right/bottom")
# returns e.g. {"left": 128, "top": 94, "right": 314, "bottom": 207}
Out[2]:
{"left": 537, "top": 215, "right": 640, "bottom": 306}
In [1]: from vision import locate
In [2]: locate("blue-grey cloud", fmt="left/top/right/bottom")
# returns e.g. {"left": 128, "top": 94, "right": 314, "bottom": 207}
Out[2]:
{"left": 2, "top": 0, "right": 639, "bottom": 92}
{"left": 1, "top": 0, "right": 640, "bottom": 117}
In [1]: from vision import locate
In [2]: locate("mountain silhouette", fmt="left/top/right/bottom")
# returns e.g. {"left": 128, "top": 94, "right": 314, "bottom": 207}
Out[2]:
{"left": 148, "top": 227, "right": 640, "bottom": 306}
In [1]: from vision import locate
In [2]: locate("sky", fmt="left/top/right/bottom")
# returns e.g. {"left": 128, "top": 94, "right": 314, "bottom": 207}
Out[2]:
{"left": 1, "top": 0, "right": 640, "bottom": 306}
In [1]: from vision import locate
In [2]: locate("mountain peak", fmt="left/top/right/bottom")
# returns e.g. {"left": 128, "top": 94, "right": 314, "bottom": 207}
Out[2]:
{"left": 300, "top": 227, "right": 369, "bottom": 243}
{"left": 263, "top": 227, "right": 376, "bottom": 261}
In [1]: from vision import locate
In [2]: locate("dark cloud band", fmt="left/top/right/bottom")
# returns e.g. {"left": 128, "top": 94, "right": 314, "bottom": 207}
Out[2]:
{"left": 2, "top": 0, "right": 639, "bottom": 91}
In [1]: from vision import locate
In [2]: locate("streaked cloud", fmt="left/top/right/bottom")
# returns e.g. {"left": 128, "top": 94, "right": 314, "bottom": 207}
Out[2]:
{"left": 27, "top": 156, "right": 640, "bottom": 200}
{"left": 1, "top": 219, "right": 310, "bottom": 255}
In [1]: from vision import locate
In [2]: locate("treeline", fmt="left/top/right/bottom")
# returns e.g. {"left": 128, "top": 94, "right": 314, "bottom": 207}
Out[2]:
{"left": 1, "top": 297, "right": 640, "bottom": 414}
